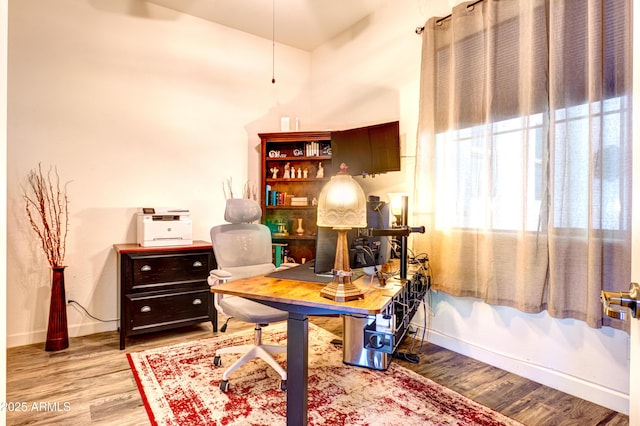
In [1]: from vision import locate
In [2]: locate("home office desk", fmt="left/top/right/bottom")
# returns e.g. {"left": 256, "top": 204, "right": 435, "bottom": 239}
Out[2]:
{"left": 210, "top": 273, "right": 404, "bottom": 426}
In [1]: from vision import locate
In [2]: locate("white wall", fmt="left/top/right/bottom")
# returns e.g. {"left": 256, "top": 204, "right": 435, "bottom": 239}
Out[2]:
{"left": 6, "top": 0, "right": 311, "bottom": 346}
{"left": 309, "top": 0, "right": 430, "bottom": 206}
{"left": 309, "top": 0, "right": 630, "bottom": 414}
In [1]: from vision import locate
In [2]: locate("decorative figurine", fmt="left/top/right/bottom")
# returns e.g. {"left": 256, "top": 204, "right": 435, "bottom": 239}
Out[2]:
{"left": 290, "top": 165, "right": 296, "bottom": 178}
{"left": 270, "top": 167, "right": 279, "bottom": 179}
{"left": 312, "top": 197, "right": 318, "bottom": 206}
{"left": 303, "top": 168, "right": 309, "bottom": 178}
{"left": 316, "top": 162, "right": 324, "bottom": 178}
{"left": 283, "top": 162, "right": 291, "bottom": 179}
{"left": 297, "top": 168, "right": 302, "bottom": 179}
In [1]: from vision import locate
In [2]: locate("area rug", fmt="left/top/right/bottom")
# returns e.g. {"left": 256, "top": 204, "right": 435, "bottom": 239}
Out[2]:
{"left": 127, "top": 323, "right": 523, "bottom": 426}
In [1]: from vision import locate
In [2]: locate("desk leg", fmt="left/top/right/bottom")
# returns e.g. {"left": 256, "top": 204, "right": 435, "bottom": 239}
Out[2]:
{"left": 287, "top": 312, "right": 308, "bottom": 426}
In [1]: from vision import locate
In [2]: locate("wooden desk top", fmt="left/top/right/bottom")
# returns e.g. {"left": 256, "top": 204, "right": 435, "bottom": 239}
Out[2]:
{"left": 210, "top": 274, "right": 405, "bottom": 316}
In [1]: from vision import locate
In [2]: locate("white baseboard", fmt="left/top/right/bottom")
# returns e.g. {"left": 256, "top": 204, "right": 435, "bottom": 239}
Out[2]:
{"left": 7, "top": 322, "right": 117, "bottom": 349}
{"left": 410, "top": 323, "right": 629, "bottom": 415}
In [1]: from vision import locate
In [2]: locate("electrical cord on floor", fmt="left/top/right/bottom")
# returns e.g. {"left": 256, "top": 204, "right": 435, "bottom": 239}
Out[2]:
{"left": 393, "top": 351, "right": 420, "bottom": 363}
{"left": 220, "top": 317, "right": 232, "bottom": 332}
{"left": 392, "top": 323, "right": 425, "bottom": 364}
{"left": 67, "top": 299, "right": 118, "bottom": 323}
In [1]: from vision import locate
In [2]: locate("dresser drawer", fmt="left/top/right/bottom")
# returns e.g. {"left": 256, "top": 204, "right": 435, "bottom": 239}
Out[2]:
{"left": 129, "top": 252, "right": 210, "bottom": 291}
{"left": 127, "top": 289, "right": 211, "bottom": 331}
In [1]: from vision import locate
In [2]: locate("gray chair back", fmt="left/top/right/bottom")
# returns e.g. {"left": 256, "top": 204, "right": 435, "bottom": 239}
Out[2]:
{"left": 211, "top": 199, "right": 273, "bottom": 273}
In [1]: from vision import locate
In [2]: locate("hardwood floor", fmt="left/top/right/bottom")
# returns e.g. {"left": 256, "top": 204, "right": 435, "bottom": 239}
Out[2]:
{"left": 6, "top": 315, "right": 628, "bottom": 425}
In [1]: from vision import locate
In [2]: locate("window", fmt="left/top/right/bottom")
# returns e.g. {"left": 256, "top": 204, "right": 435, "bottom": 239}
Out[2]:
{"left": 435, "top": 95, "right": 630, "bottom": 232}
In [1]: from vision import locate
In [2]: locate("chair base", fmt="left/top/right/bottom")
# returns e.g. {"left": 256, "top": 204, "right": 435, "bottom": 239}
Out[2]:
{"left": 215, "top": 343, "right": 287, "bottom": 381}
{"left": 214, "top": 325, "right": 287, "bottom": 392}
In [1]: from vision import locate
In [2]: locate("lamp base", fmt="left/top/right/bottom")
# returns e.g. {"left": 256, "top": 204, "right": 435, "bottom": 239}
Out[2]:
{"left": 320, "top": 272, "right": 364, "bottom": 302}
{"left": 320, "top": 228, "right": 365, "bottom": 302}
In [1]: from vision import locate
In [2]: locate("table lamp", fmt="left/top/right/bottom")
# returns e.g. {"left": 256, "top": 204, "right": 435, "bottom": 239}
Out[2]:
{"left": 316, "top": 163, "right": 367, "bottom": 302}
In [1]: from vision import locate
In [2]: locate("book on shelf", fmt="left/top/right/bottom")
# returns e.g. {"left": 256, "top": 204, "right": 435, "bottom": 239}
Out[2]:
{"left": 305, "top": 141, "right": 318, "bottom": 156}
{"left": 304, "top": 141, "right": 330, "bottom": 157}
{"left": 290, "top": 197, "right": 308, "bottom": 206}
{"left": 265, "top": 189, "right": 289, "bottom": 206}
{"left": 266, "top": 190, "right": 309, "bottom": 207}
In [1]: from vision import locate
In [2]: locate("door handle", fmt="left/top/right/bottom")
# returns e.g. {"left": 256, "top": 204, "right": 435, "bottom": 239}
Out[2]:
{"left": 601, "top": 282, "right": 640, "bottom": 320}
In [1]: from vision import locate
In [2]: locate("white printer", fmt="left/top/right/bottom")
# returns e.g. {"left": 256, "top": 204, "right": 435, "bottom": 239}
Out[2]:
{"left": 136, "top": 207, "right": 193, "bottom": 247}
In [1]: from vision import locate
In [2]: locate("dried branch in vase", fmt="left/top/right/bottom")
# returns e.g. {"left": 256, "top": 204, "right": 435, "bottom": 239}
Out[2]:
{"left": 243, "top": 181, "right": 258, "bottom": 201}
{"left": 22, "top": 164, "right": 70, "bottom": 268}
{"left": 223, "top": 177, "right": 234, "bottom": 199}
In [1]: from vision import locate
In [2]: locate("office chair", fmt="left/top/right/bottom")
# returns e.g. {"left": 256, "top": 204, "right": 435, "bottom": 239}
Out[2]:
{"left": 208, "top": 198, "right": 289, "bottom": 392}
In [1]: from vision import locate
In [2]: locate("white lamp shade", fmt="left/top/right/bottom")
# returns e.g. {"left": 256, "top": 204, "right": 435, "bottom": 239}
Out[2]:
{"left": 317, "top": 167, "right": 367, "bottom": 229}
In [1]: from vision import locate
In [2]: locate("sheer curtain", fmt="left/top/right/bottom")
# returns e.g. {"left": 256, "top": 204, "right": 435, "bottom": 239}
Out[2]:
{"left": 414, "top": 0, "right": 632, "bottom": 329}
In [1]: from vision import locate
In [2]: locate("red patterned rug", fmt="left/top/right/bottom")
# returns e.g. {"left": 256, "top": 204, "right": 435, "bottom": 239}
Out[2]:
{"left": 127, "top": 323, "right": 523, "bottom": 426}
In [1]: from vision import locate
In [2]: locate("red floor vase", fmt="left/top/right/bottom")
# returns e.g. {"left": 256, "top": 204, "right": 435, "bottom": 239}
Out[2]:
{"left": 45, "top": 266, "right": 69, "bottom": 351}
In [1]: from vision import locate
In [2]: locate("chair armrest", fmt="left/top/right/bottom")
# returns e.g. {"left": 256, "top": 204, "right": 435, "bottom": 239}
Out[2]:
{"left": 208, "top": 269, "right": 232, "bottom": 286}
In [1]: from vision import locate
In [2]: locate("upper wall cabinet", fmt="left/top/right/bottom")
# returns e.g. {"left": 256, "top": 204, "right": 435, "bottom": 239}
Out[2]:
{"left": 331, "top": 121, "right": 400, "bottom": 177}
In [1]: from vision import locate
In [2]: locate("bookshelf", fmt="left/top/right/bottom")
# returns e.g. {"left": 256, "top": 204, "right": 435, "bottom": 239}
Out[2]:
{"left": 259, "top": 131, "right": 334, "bottom": 264}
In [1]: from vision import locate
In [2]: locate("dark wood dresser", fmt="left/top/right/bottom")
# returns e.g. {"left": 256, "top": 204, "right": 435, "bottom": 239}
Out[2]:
{"left": 114, "top": 241, "right": 217, "bottom": 350}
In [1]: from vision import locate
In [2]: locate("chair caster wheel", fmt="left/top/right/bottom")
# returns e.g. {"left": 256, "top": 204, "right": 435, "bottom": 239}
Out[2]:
{"left": 213, "top": 355, "right": 222, "bottom": 367}
{"left": 220, "top": 380, "right": 229, "bottom": 392}
{"left": 280, "top": 379, "right": 287, "bottom": 391}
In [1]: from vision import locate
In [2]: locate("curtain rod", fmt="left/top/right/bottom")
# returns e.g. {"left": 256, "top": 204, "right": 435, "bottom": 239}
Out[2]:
{"left": 415, "top": 0, "right": 485, "bottom": 34}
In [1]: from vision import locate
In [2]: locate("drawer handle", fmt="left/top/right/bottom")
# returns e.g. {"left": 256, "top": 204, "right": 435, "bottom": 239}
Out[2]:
{"left": 193, "top": 261, "right": 203, "bottom": 268}
{"left": 192, "top": 298, "right": 202, "bottom": 305}
{"left": 140, "top": 265, "right": 152, "bottom": 272}
{"left": 140, "top": 305, "right": 151, "bottom": 313}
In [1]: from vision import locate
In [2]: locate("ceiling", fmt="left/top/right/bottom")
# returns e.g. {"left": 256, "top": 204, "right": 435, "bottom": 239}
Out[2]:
{"left": 147, "top": 0, "right": 388, "bottom": 51}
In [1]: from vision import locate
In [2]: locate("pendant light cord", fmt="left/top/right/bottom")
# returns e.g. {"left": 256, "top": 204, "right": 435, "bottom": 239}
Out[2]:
{"left": 271, "top": 0, "right": 276, "bottom": 84}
